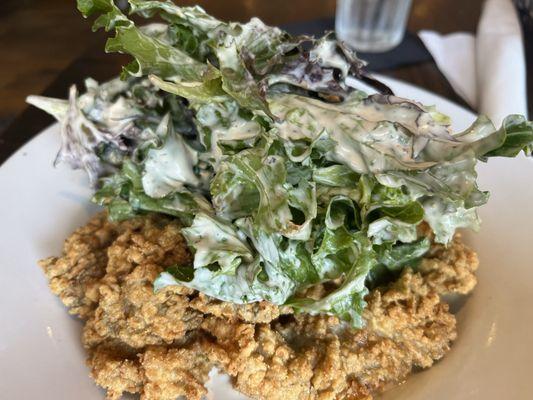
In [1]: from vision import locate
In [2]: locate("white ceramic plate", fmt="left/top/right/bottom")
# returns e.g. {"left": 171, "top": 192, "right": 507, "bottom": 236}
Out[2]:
{"left": 1, "top": 76, "right": 532, "bottom": 400}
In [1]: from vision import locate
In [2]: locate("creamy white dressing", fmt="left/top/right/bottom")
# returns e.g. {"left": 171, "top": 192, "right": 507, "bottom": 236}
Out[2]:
{"left": 367, "top": 218, "right": 417, "bottom": 244}
{"left": 142, "top": 115, "right": 200, "bottom": 198}
{"left": 92, "top": 97, "right": 142, "bottom": 134}
{"left": 310, "top": 39, "right": 351, "bottom": 78}
{"left": 76, "top": 84, "right": 143, "bottom": 138}
{"left": 269, "top": 93, "right": 452, "bottom": 174}
{"left": 84, "top": 77, "right": 130, "bottom": 99}
{"left": 357, "top": 97, "right": 452, "bottom": 141}
{"left": 196, "top": 100, "right": 263, "bottom": 164}
{"left": 216, "top": 44, "right": 241, "bottom": 71}
{"left": 26, "top": 96, "right": 68, "bottom": 120}
{"left": 183, "top": 213, "right": 253, "bottom": 268}
{"left": 422, "top": 198, "right": 480, "bottom": 243}
{"left": 139, "top": 23, "right": 169, "bottom": 38}
{"left": 155, "top": 5, "right": 221, "bottom": 35}
{"left": 222, "top": 120, "right": 263, "bottom": 141}
{"left": 266, "top": 66, "right": 338, "bottom": 94}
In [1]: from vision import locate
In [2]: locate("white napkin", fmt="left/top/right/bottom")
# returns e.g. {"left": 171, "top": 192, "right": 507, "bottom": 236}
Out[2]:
{"left": 419, "top": 0, "right": 528, "bottom": 125}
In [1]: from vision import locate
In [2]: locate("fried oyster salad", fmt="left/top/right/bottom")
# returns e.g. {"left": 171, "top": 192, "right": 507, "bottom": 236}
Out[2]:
{"left": 28, "top": 1, "right": 533, "bottom": 399}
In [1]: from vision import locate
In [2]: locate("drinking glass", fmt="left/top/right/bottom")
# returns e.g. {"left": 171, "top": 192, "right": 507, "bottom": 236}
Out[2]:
{"left": 335, "top": 0, "right": 413, "bottom": 53}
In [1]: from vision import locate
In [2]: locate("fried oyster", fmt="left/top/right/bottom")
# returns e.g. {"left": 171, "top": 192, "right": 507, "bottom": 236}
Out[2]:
{"left": 40, "top": 212, "right": 477, "bottom": 400}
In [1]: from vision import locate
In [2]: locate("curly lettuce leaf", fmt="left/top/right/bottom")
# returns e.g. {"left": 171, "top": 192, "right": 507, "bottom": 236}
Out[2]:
{"left": 376, "top": 237, "right": 431, "bottom": 271}
{"left": 181, "top": 213, "right": 253, "bottom": 275}
{"left": 106, "top": 23, "right": 221, "bottom": 83}
{"left": 312, "top": 226, "right": 359, "bottom": 279}
{"left": 290, "top": 235, "right": 376, "bottom": 328}
{"left": 313, "top": 165, "right": 359, "bottom": 187}
{"left": 93, "top": 159, "right": 211, "bottom": 223}
{"left": 27, "top": 76, "right": 198, "bottom": 185}
{"left": 367, "top": 217, "right": 418, "bottom": 244}
{"left": 483, "top": 115, "right": 533, "bottom": 158}
{"left": 77, "top": 0, "right": 373, "bottom": 117}
{"left": 77, "top": 0, "right": 130, "bottom": 31}
{"left": 141, "top": 115, "right": 203, "bottom": 198}
{"left": 422, "top": 198, "right": 481, "bottom": 243}
{"left": 211, "top": 150, "right": 293, "bottom": 233}
{"left": 194, "top": 99, "right": 265, "bottom": 165}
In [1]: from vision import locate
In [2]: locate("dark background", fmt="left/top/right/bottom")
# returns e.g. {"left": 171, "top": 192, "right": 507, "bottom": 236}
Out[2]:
{"left": 0, "top": 0, "right": 530, "bottom": 162}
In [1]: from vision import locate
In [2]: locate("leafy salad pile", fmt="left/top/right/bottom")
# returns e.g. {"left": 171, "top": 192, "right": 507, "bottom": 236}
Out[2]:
{"left": 28, "top": 0, "right": 533, "bottom": 326}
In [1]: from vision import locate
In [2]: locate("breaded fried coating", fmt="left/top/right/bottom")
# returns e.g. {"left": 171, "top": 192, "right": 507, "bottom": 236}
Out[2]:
{"left": 40, "top": 212, "right": 478, "bottom": 400}
{"left": 418, "top": 233, "right": 479, "bottom": 295}
{"left": 201, "top": 270, "right": 455, "bottom": 400}
{"left": 190, "top": 293, "right": 288, "bottom": 324}
{"left": 88, "top": 345, "right": 143, "bottom": 399}
{"left": 140, "top": 342, "right": 228, "bottom": 400}
{"left": 39, "top": 213, "right": 118, "bottom": 318}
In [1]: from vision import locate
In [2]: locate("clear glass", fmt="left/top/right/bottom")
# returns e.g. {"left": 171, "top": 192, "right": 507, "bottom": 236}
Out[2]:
{"left": 335, "top": 0, "right": 413, "bottom": 53}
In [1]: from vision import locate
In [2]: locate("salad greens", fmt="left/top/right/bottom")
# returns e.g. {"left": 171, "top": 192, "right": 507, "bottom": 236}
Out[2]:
{"left": 27, "top": 0, "right": 533, "bottom": 327}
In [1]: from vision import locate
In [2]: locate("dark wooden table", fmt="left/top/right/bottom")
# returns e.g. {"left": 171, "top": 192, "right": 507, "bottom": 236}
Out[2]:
{"left": 0, "top": 0, "right": 530, "bottom": 164}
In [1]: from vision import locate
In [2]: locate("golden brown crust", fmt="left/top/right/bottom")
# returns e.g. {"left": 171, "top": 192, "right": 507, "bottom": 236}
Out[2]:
{"left": 39, "top": 213, "right": 117, "bottom": 318}
{"left": 77, "top": 214, "right": 202, "bottom": 350}
{"left": 218, "top": 270, "right": 456, "bottom": 400}
{"left": 418, "top": 233, "right": 479, "bottom": 295}
{"left": 87, "top": 346, "right": 143, "bottom": 400}
{"left": 190, "top": 293, "right": 288, "bottom": 324}
{"left": 140, "top": 342, "right": 228, "bottom": 400}
{"left": 40, "top": 213, "right": 478, "bottom": 400}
